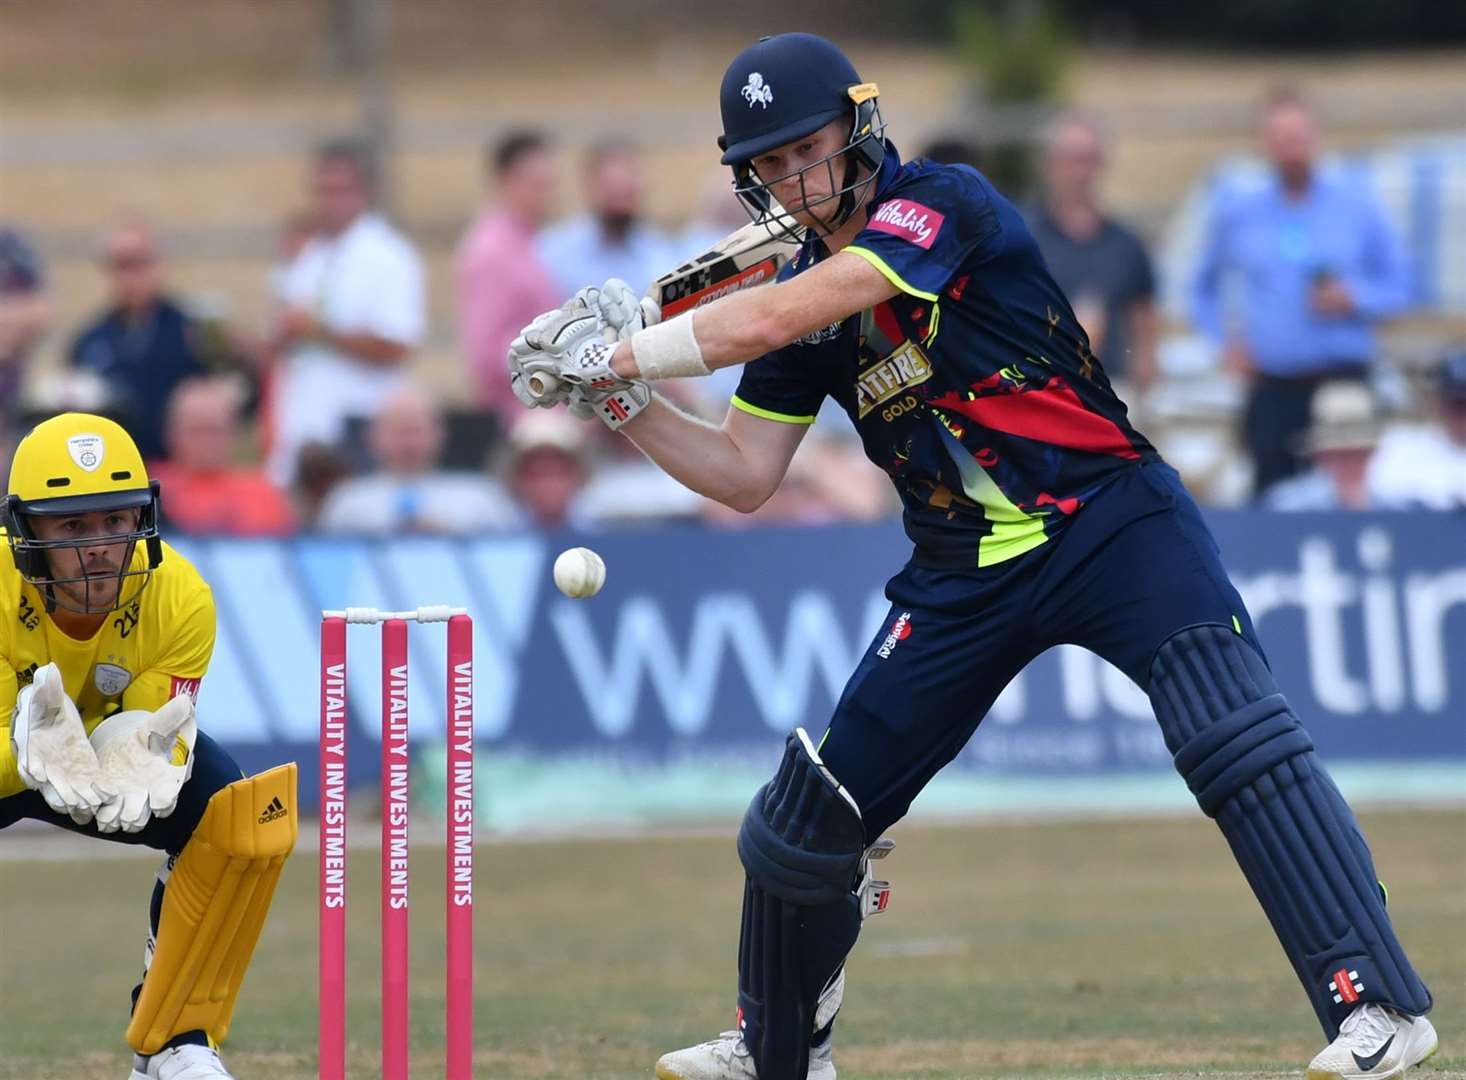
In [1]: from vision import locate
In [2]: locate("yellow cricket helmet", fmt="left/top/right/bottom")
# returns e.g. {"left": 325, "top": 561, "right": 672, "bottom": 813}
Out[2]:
{"left": 6, "top": 412, "right": 163, "bottom": 612}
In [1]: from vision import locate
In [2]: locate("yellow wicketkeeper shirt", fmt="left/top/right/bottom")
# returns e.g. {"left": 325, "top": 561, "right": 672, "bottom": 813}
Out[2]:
{"left": 0, "top": 540, "right": 215, "bottom": 798}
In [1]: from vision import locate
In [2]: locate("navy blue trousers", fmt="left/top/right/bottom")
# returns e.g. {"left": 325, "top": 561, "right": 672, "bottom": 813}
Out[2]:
{"left": 821, "top": 461, "right": 1263, "bottom": 837}
{"left": 0, "top": 730, "right": 243, "bottom": 852}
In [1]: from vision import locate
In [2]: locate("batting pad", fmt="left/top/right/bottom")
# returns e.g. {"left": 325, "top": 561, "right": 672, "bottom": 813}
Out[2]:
{"left": 1148, "top": 625, "right": 1431, "bottom": 1039}
{"left": 127, "top": 763, "right": 298, "bottom": 1054}
{"left": 736, "top": 730, "right": 866, "bottom": 1080}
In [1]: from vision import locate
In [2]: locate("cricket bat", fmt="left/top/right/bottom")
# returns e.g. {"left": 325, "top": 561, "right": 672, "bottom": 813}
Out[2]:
{"left": 526, "top": 220, "right": 799, "bottom": 399}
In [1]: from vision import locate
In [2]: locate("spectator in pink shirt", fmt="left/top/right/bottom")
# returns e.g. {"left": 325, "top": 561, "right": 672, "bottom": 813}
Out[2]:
{"left": 456, "top": 130, "right": 560, "bottom": 419}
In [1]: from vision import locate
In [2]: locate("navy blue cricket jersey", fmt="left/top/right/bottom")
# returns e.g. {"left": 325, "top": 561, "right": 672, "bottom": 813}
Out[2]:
{"left": 732, "top": 143, "right": 1157, "bottom": 568}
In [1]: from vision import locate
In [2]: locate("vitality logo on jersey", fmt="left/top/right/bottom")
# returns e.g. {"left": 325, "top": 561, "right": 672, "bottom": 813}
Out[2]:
{"left": 856, "top": 340, "right": 933, "bottom": 419}
{"left": 170, "top": 675, "right": 202, "bottom": 702}
{"left": 877, "top": 612, "right": 912, "bottom": 659}
{"left": 868, "top": 199, "right": 944, "bottom": 249}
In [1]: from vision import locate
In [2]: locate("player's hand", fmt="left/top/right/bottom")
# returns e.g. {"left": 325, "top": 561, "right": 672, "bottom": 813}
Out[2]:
{"left": 573, "top": 279, "right": 659, "bottom": 428}
{"left": 90, "top": 695, "right": 197, "bottom": 834}
{"left": 10, "top": 663, "right": 112, "bottom": 824}
{"left": 509, "top": 304, "right": 588, "bottom": 410}
{"left": 521, "top": 302, "right": 655, "bottom": 430}
{"left": 522, "top": 305, "right": 618, "bottom": 383}
{"left": 568, "top": 380, "right": 653, "bottom": 430}
{"left": 574, "top": 278, "right": 661, "bottom": 341}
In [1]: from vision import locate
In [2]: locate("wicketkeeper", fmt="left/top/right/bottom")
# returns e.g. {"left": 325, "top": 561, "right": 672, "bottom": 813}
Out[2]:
{"left": 0, "top": 413, "right": 296, "bottom": 1080}
{"left": 507, "top": 31, "right": 1438, "bottom": 1080}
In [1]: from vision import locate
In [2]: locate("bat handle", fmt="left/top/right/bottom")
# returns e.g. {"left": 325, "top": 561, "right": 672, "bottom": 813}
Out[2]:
{"left": 528, "top": 371, "right": 561, "bottom": 400}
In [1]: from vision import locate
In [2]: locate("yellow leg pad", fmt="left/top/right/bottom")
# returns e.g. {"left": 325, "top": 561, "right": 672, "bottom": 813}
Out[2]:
{"left": 127, "top": 763, "right": 298, "bottom": 1055}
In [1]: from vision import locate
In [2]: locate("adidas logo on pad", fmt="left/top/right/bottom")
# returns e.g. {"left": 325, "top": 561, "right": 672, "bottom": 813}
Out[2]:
{"left": 258, "top": 796, "right": 288, "bottom": 824}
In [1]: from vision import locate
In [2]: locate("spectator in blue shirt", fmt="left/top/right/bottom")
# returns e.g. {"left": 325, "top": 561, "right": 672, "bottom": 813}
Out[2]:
{"left": 0, "top": 228, "right": 51, "bottom": 434}
{"left": 537, "top": 139, "right": 674, "bottom": 300}
{"left": 69, "top": 219, "right": 207, "bottom": 461}
{"left": 1026, "top": 113, "right": 1157, "bottom": 395}
{"left": 1190, "top": 86, "right": 1411, "bottom": 496}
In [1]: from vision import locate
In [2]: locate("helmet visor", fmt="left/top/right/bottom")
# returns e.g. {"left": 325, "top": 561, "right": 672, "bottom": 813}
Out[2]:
{"left": 6, "top": 485, "right": 162, "bottom": 614}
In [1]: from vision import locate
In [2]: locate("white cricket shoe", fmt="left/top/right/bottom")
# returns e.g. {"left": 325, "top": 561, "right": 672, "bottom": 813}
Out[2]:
{"left": 655, "top": 1031, "right": 835, "bottom": 1080}
{"left": 129, "top": 1044, "right": 237, "bottom": 1080}
{"left": 1307, "top": 1003, "right": 1439, "bottom": 1080}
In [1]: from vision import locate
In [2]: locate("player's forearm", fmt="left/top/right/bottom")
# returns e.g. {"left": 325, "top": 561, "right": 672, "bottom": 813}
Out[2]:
{"left": 618, "top": 397, "right": 770, "bottom": 512}
{"left": 689, "top": 283, "right": 811, "bottom": 369}
{"left": 609, "top": 251, "right": 895, "bottom": 381}
{"left": 608, "top": 290, "right": 784, "bottom": 381}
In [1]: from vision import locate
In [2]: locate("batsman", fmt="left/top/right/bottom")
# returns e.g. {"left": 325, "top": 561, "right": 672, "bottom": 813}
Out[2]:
{"left": 509, "top": 31, "right": 1438, "bottom": 1080}
{"left": 0, "top": 413, "right": 297, "bottom": 1080}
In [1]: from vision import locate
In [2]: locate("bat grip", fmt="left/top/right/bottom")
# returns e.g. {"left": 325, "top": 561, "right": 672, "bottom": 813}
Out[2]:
{"left": 528, "top": 371, "right": 561, "bottom": 399}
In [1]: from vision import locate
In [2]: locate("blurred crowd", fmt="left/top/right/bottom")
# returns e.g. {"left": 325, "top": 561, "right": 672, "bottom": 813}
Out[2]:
{"left": 0, "top": 84, "right": 1460, "bottom": 538}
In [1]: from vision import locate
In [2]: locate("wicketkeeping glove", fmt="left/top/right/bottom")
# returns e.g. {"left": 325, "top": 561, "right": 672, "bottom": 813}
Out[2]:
{"left": 10, "top": 663, "right": 112, "bottom": 824}
{"left": 90, "top": 695, "right": 198, "bottom": 834}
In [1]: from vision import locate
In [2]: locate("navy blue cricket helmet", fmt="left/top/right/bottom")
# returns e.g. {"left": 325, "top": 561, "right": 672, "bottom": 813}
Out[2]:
{"left": 717, "top": 33, "right": 886, "bottom": 236}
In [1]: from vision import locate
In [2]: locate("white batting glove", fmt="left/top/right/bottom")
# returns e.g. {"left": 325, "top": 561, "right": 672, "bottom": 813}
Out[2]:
{"left": 523, "top": 305, "right": 619, "bottom": 385}
{"left": 574, "top": 278, "right": 661, "bottom": 341}
{"left": 508, "top": 307, "right": 577, "bottom": 410}
{"left": 89, "top": 695, "right": 197, "bottom": 834}
{"left": 556, "top": 279, "right": 658, "bottom": 429}
{"left": 10, "top": 663, "right": 112, "bottom": 824}
{"left": 571, "top": 380, "right": 654, "bottom": 430}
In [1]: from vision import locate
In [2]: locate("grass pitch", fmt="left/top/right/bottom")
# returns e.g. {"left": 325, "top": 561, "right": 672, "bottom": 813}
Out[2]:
{"left": 3, "top": 808, "right": 1461, "bottom": 1079}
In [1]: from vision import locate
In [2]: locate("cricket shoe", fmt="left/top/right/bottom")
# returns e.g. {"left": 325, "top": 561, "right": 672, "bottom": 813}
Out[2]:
{"left": 655, "top": 1031, "right": 834, "bottom": 1080}
{"left": 129, "top": 1044, "right": 237, "bottom": 1080}
{"left": 1306, "top": 1003, "right": 1439, "bottom": 1080}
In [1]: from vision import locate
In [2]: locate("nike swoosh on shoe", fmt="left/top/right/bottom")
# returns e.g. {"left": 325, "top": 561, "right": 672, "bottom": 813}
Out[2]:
{"left": 1352, "top": 1033, "right": 1395, "bottom": 1072}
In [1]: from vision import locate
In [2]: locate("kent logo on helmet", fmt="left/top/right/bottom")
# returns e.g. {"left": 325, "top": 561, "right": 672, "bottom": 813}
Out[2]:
{"left": 6, "top": 413, "right": 163, "bottom": 615}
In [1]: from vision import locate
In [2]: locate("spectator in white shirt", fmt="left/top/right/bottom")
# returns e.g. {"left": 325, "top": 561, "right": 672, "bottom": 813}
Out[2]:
{"left": 537, "top": 139, "right": 673, "bottom": 300}
{"left": 318, "top": 384, "right": 518, "bottom": 536}
{"left": 268, "top": 139, "right": 425, "bottom": 485}
{"left": 1368, "top": 349, "right": 1466, "bottom": 510}
{"left": 1266, "top": 381, "right": 1383, "bottom": 511}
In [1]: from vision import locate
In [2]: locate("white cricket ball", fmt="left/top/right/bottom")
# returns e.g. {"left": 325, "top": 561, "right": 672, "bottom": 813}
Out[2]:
{"left": 553, "top": 547, "right": 606, "bottom": 599}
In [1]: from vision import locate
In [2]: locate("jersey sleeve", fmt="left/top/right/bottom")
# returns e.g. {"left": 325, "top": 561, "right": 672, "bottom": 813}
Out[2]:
{"left": 845, "top": 166, "right": 1002, "bottom": 301}
{"left": 123, "top": 577, "right": 216, "bottom": 713}
{"left": 731, "top": 344, "right": 826, "bottom": 425}
{"left": 0, "top": 653, "right": 23, "bottom": 799}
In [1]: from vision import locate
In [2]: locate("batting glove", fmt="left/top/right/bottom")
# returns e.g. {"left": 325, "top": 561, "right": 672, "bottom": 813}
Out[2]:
{"left": 574, "top": 278, "right": 661, "bottom": 340}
